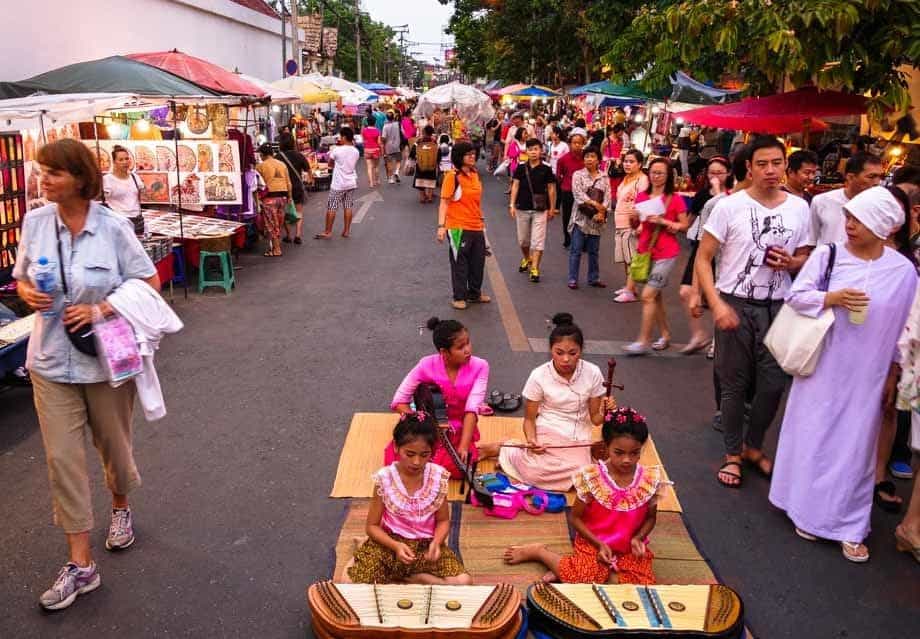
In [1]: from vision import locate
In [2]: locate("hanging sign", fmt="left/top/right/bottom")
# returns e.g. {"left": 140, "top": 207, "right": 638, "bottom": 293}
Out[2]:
{"left": 299, "top": 13, "right": 323, "bottom": 53}
{"left": 322, "top": 27, "right": 338, "bottom": 58}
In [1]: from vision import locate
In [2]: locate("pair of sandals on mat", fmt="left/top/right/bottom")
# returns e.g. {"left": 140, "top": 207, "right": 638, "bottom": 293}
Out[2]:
{"left": 471, "top": 472, "right": 567, "bottom": 519}
{"left": 479, "top": 390, "right": 522, "bottom": 416}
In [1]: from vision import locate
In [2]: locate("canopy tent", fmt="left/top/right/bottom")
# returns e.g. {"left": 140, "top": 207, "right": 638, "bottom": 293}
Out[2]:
{"left": 416, "top": 81, "right": 494, "bottom": 122}
{"left": 567, "top": 79, "right": 667, "bottom": 101}
{"left": 395, "top": 87, "right": 419, "bottom": 99}
{"left": 0, "top": 93, "right": 149, "bottom": 132}
{"left": 670, "top": 71, "right": 741, "bottom": 105}
{"left": 126, "top": 50, "right": 265, "bottom": 97}
{"left": 301, "top": 73, "right": 377, "bottom": 103}
{"left": 497, "top": 83, "right": 529, "bottom": 96}
{"left": 677, "top": 87, "right": 869, "bottom": 134}
{"left": 481, "top": 80, "right": 504, "bottom": 92}
{"left": 0, "top": 55, "right": 221, "bottom": 100}
{"left": 508, "top": 85, "right": 561, "bottom": 98}
{"left": 359, "top": 82, "right": 396, "bottom": 96}
{"left": 270, "top": 77, "right": 340, "bottom": 104}
{"left": 234, "top": 73, "right": 300, "bottom": 104}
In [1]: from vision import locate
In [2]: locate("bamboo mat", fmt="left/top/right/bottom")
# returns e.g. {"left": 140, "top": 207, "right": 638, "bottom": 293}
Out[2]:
{"left": 331, "top": 501, "right": 712, "bottom": 590}
{"left": 329, "top": 412, "right": 682, "bottom": 512}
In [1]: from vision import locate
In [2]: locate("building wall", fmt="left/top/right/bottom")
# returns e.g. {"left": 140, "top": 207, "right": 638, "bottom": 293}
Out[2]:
{"left": 1, "top": 0, "right": 293, "bottom": 83}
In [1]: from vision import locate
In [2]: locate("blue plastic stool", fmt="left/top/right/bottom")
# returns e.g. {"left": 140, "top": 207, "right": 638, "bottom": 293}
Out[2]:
{"left": 171, "top": 244, "right": 187, "bottom": 286}
{"left": 197, "top": 250, "right": 235, "bottom": 295}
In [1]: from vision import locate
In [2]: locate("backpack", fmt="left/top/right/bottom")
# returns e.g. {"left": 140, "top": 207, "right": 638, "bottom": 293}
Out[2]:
{"left": 416, "top": 140, "right": 438, "bottom": 172}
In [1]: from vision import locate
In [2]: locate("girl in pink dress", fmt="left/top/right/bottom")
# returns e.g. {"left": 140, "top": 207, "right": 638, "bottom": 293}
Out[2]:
{"left": 503, "top": 407, "right": 665, "bottom": 584}
{"left": 347, "top": 413, "right": 471, "bottom": 584}
{"left": 385, "top": 317, "right": 489, "bottom": 478}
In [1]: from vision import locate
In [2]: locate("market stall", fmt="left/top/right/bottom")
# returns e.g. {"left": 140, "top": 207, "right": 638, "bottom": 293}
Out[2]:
{"left": 415, "top": 81, "right": 494, "bottom": 122}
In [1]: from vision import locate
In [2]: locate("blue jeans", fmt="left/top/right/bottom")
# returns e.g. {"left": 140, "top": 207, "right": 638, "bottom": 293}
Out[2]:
{"left": 568, "top": 226, "right": 600, "bottom": 284}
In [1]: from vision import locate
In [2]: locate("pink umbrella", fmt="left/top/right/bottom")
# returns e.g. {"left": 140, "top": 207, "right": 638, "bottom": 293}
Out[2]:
{"left": 126, "top": 50, "right": 266, "bottom": 97}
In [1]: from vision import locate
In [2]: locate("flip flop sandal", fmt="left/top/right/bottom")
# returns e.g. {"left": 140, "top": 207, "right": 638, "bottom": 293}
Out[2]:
{"left": 717, "top": 462, "right": 742, "bottom": 488}
{"left": 496, "top": 393, "right": 522, "bottom": 412}
{"left": 795, "top": 527, "right": 819, "bottom": 541}
{"left": 873, "top": 481, "right": 903, "bottom": 514}
{"left": 487, "top": 389, "right": 503, "bottom": 409}
{"left": 841, "top": 541, "right": 870, "bottom": 563}
{"left": 530, "top": 491, "right": 568, "bottom": 514}
{"left": 652, "top": 337, "right": 671, "bottom": 351}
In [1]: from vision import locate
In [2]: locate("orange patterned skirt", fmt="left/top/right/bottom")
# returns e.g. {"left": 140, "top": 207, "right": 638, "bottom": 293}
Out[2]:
{"left": 557, "top": 535, "right": 655, "bottom": 584}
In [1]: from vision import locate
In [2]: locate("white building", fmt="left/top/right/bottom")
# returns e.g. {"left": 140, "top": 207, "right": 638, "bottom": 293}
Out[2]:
{"left": 2, "top": 0, "right": 292, "bottom": 83}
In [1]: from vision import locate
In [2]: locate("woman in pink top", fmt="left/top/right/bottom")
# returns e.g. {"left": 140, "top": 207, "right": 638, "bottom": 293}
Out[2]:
{"left": 347, "top": 414, "right": 471, "bottom": 584}
{"left": 385, "top": 317, "right": 489, "bottom": 478}
{"left": 613, "top": 150, "right": 650, "bottom": 303}
{"left": 503, "top": 408, "right": 664, "bottom": 584}
{"left": 400, "top": 111, "right": 417, "bottom": 170}
{"left": 623, "top": 157, "right": 689, "bottom": 356}
{"left": 361, "top": 117, "right": 382, "bottom": 187}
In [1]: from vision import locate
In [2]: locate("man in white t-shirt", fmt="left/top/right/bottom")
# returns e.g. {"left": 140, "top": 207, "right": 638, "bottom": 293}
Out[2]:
{"left": 694, "top": 136, "right": 811, "bottom": 489}
{"left": 315, "top": 127, "right": 360, "bottom": 240}
{"left": 808, "top": 152, "right": 883, "bottom": 244}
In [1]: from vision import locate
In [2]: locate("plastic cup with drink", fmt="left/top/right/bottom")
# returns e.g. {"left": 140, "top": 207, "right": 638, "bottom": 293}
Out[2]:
{"left": 849, "top": 264, "right": 871, "bottom": 325}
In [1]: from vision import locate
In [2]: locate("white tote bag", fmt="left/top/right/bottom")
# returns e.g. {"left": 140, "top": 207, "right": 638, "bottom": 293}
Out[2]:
{"left": 764, "top": 244, "right": 837, "bottom": 377}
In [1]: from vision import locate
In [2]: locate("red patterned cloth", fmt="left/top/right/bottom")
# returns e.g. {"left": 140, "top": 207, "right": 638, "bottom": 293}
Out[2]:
{"left": 557, "top": 535, "right": 655, "bottom": 584}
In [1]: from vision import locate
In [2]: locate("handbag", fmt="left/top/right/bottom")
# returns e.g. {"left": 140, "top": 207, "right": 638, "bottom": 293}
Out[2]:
{"left": 55, "top": 223, "right": 97, "bottom": 357}
{"left": 629, "top": 194, "right": 671, "bottom": 283}
{"left": 284, "top": 200, "right": 300, "bottom": 224}
{"left": 764, "top": 244, "right": 837, "bottom": 377}
{"left": 607, "top": 158, "right": 626, "bottom": 178}
{"left": 577, "top": 176, "right": 605, "bottom": 217}
{"left": 524, "top": 163, "right": 549, "bottom": 211}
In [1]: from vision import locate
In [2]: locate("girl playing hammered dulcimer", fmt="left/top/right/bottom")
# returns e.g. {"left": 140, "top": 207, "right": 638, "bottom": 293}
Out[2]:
{"left": 346, "top": 412, "right": 472, "bottom": 585}
{"left": 503, "top": 407, "right": 670, "bottom": 585}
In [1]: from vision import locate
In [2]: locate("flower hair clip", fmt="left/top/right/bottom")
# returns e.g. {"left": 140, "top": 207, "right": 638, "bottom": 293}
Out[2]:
{"left": 399, "top": 410, "right": 428, "bottom": 422}
{"left": 605, "top": 406, "right": 646, "bottom": 424}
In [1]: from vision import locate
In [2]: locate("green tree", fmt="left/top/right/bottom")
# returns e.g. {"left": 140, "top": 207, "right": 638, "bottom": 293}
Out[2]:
{"left": 603, "top": 0, "right": 920, "bottom": 118}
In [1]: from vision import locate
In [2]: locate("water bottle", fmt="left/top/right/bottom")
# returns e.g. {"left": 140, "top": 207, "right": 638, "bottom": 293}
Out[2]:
{"left": 32, "top": 256, "right": 58, "bottom": 319}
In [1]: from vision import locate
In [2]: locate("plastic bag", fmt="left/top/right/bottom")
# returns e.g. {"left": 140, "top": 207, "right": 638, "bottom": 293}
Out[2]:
{"left": 493, "top": 158, "right": 511, "bottom": 177}
{"left": 92, "top": 305, "right": 142, "bottom": 387}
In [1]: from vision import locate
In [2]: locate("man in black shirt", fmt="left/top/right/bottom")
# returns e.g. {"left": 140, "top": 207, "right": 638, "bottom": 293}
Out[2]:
{"left": 509, "top": 138, "right": 557, "bottom": 282}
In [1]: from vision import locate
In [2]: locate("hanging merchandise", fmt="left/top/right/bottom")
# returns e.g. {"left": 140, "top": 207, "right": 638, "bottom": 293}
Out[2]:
{"left": 0, "top": 133, "right": 26, "bottom": 272}
{"left": 322, "top": 27, "right": 338, "bottom": 58}
{"left": 300, "top": 13, "right": 323, "bottom": 53}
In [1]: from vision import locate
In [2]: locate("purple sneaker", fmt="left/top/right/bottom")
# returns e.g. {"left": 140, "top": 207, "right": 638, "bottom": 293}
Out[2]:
{"left": 39, "top": 562, "right": 101, "bottom": 610}
{"left": 106, "top": 508, "right": 135, "bottom": 551}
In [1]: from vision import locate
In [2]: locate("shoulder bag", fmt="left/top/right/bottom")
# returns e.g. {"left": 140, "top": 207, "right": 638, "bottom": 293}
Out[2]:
{"left": 577, "top": 176, "right": 605, "bottom": 217}
{"left": 764, "top": 244, "right": 837, "bottom": 377}
{"left": 629, "top": 195, "right": 671, "bottom": 283}
{"left": 55, "top": 223, "right": 97, "bottom": 356}
{"left": 524, "top": 163, "right": 548, "bottom": 211}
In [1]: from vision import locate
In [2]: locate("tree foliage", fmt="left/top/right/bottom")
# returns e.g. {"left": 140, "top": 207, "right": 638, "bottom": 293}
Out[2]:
{"left": 438, "top": 0, "right": 918, "bottom": 115}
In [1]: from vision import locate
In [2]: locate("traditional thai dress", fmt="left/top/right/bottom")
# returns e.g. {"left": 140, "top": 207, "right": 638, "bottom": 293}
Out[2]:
{"left": 499, "top": 360, "right": 605, "bottom": 491}
{"left": 385, "top": 354, "right": 489, "bottom": 478}
{"left": 557, "top": 462, "right": 663, "bottom": 584}
{"left": 348, "top": 462, "right": 465, "bottom": 583}
{"left": 769, "top": 244, "right": 917, "bottom": 542}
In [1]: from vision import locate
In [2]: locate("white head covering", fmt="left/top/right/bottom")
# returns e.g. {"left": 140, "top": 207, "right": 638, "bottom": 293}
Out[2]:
{"left": 843, "top": 186, "right": 905, "bottom": 240}
{"left": 569, "top": 127, "right": 588, "bottom": 141}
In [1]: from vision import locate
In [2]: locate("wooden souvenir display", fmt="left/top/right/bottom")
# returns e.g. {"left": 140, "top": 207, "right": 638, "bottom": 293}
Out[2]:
{"left": 307, "top": 581, "right": 522, "bottom": 638}
{"left": 0, "top": 133, "right": 26, "bottom": 272}
{"left": 527, "top": 582, "right": 744, "bottom": 639}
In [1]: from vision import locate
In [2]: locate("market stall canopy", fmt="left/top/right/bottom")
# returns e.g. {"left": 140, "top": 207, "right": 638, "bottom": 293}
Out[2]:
{"left": 568, "top": 80, "right": 666, "bottom": 101}
{"left": 270, "top": 77, "right": 340, "bottom": 104}
{"left": 670, "top": 71, "right": 741, "bottom": 105}
{"left": 302, "top": 73, "right": 373, "bottom": 97}
{"left": 0, "top": 56, "right": 221, "bottom": 100}
{"left": 359, "top": 82, "right": 396, "bottom": 96}
{"left": 416, "top": 82, "right": 495, "bottom": 122}
{"left": 677, "top": 87, "right": 870, "bottom": 134}
{"left": 0, "top": 92, "right": 145, "bottom": 131}
{"left": 509, "top": 85, "right": 561, "bottom": 98}
{"left": 126, "top": 50, "right": 266, "bottom": 97}
{"left": 395, "top": 87, "right": 419, "bottom": 99}
{"left": 234, "top": 73, "right": 300, "bottom": 104}
{"left": 497, "top": 83, "right": 529, "bottom": 96}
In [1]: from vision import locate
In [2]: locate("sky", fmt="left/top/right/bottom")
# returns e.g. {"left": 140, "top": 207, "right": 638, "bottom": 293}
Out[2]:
{"left": 362, "top": 0, "right": 454, "bottom": 65}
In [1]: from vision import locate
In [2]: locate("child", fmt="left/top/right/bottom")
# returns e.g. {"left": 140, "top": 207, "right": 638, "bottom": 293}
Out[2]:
{"left": 503, "top": 407, "right": 665, "bottom": 584}
{"left": 346, "top": 413, "right": 472, "bottom": 585}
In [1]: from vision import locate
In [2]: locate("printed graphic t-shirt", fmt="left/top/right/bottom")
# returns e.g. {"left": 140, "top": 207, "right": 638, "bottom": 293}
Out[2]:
{"left": 703, "top": 189, "right": 810, "bottom": 301}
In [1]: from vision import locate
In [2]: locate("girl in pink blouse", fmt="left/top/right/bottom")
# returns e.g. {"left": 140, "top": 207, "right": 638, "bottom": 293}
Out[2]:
{"left": 385, "top": 317, "right": 489, "bottom": 478}
{"left": 503, "top": 408, "right": 665, "bottom": 584}
{"left": 347, "top": 414, "right": 471, "bottom": 584}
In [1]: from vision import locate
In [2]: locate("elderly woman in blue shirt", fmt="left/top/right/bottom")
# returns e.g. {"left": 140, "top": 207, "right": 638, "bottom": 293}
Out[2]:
{"left": 14, "top": 139, "right": 159, "bottom": 611}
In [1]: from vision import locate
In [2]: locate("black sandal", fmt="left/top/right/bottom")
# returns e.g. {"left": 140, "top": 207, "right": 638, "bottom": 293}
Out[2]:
{"left": 742, "top": 453, "right": 773, "bottom": 479}
{"left": 717, "top": 461, "right": 743, "bottom": 489}
{"left": 496, "top": 393, "right": 522, "bottom": 412}
{"left": 874, "top": 481, "right": 903, "bottom": 514}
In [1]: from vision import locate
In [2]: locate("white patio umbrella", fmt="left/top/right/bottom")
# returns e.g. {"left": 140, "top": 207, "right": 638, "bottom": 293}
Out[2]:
{"left": 236, "top": 73, "right": 300, "bottom": 104}
{"left": 301, "top": 73, "right": 376, "bottom": 103}
{"left": 416, "top": 81, "right": 494, "bottom": 122}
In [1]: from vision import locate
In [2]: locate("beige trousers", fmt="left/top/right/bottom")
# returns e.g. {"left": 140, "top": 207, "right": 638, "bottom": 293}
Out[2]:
{"left": 31, "top": 373, "right": 141, "bottom": 533}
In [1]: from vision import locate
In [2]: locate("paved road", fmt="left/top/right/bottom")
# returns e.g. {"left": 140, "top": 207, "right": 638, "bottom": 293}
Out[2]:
{"left": 1, "top": 162, "right": 918, "bottom": 638}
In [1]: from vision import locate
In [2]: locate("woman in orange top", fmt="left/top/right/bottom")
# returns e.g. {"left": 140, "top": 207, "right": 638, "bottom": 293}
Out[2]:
{"left": 436, "top": 141, "right": 491, "bottom": 310}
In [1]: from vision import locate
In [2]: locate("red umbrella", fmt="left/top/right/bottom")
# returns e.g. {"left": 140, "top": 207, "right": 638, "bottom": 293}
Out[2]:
{"left": 677, "top": 87, "right": 867, "bottom": 134}
{"left": 126, "top": 50, "right": 266, "bottom": 97}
